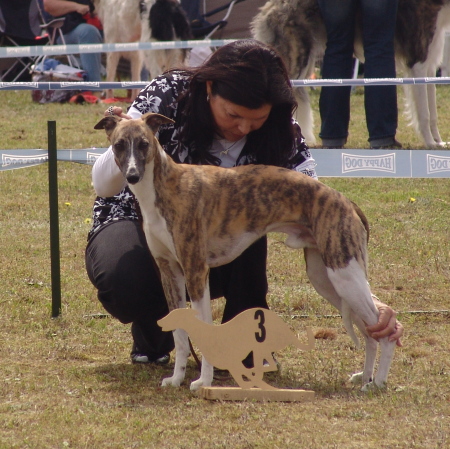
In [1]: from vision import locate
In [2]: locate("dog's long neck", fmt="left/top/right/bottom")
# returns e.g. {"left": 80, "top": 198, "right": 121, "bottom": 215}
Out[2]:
{"left": 129, "top": 138, "right": 179, "bottom": 226}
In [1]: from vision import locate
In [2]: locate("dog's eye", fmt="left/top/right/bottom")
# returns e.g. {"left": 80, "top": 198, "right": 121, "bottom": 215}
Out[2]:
{"left": 139, "top": 141, "right": 149, "bottom": 150}
{"left": 114, "top": 141, "right": 124, "bottom": 152}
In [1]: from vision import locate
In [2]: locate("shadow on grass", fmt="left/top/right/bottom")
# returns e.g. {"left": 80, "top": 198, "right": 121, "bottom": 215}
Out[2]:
{"left": 83, "top": 358, "right": 362, "bottom": 402}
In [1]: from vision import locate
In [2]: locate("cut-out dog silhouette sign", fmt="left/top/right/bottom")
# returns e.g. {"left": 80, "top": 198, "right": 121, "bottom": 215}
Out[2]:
{"left": 158, "top": 308, "right": 314, "bottom": 390}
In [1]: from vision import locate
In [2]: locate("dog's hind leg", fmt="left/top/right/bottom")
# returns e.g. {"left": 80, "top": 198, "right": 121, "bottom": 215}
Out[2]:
{"left": 421, "top": 13, "right": 450, "bottom": 145}
{"left": 305, "top": 248, "right": 383, "bottom": 389}
{"left": 347, "top": 315, "right": 378, "bottom": 388}
{"left": 369, "top": 337, "right": 396, "bottom": 391}
{"left": 304, "top": 248, "right": 360, "bottom": 347}
{"left": 326, "top": 258, "right": 396, "bottom": 389}
{"left": 129, "top": 50, "right": 144, "bottom": 101}
{"left": 294, "top": 87, "right": 316, "bottom": 145}
{"left": 142, "top": 47, "right": 164, "bottom": 81}
{"left": 105, "top": 51, "right": 121, "bottom": 99}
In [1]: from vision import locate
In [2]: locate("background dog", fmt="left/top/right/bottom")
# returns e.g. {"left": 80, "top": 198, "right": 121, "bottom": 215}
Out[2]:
{"left": 95, "top": 113, "right": 397, "bottom": 392}
{"left": 251, "top": 0, "right": 450, "bottom": 147}
{"left": 93, "top": 0, "right": 191, "bottom": 99}
{"left": 140, "top": 0, "right": 192, "bottom": 82}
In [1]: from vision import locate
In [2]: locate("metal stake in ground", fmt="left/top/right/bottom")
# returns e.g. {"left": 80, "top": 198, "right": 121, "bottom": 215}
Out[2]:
{"left": 48, "top": 121, "right": 61, "bottom": 318}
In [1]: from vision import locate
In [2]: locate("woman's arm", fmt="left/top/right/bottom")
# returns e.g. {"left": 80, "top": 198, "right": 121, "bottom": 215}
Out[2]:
{"left": 43, "top": 0, "right": 89, "bottom": 17}
{"left": 92, "top": 148, "right": 126, "bottom": 197}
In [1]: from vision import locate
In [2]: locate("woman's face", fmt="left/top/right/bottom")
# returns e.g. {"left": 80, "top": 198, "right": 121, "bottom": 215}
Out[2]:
{"left": 207, "top": 85, "right": 272, "bottom": 142}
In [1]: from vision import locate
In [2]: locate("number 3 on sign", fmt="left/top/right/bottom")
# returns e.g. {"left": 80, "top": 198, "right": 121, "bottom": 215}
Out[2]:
{"left": 254, "top": 309, "right": 266, "bottom": 342}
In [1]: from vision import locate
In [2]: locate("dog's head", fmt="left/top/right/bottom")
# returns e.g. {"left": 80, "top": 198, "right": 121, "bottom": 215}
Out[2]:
{"left": 94, "top": 112, "right": 174, "bottom": 185}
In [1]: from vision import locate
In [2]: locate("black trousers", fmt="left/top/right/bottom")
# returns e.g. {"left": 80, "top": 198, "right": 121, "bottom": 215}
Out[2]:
{"left": 85, "top": 220, "right": 269, "bottom": 357}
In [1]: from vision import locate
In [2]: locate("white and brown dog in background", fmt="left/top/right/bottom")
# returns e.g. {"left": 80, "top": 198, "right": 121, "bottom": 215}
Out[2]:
{"left": 94, "top": 113, "right": 397, "bottom": 392}
{"left": 93, "top": 0, "right": 191, "bottom": 99}
{"left": 252, "top": 0, "right": 450, "bottom": 147}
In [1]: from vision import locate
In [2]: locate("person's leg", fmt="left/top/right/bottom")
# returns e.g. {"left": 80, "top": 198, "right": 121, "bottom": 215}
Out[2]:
{"left": 208, "top": 237, "right": 270, "bottom": 368}
{"left": 85, "top": 220, "right": 174, "bottom": 360}
{"left": 209, "top": 237, "right": 269, "bottom": 324}
{"left": 60, "top": 23, "right": 102, "bottom": 82}
{"left": 318, "top": 0, "right": 357, "bottom": 147}
{"left": 361, "top": 0, "right": 399, "bottom": 147}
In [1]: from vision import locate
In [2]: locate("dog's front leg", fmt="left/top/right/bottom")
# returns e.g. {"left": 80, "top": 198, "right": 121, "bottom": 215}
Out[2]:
{"left": 426, "top": 72, "right": 443, "bottom": 144}
{"left": 408, "top": 64, "right": 437, "bottom": 147}
{"left": 155, "top": 257, "right": 190, "bottom": 388}
{"left": 163, "top": 327, "right": 190, "bottom": 387}
{"left": 189, "top": 283, "right": 214, "bottom": 392}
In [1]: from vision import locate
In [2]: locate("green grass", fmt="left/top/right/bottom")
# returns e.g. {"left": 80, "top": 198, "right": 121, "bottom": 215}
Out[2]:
{"left": 1, "top": 88, "right": 449, "bottom": 448}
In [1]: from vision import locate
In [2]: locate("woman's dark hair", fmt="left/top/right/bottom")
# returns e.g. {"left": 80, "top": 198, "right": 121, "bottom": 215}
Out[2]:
{"left": 174, "top": 39, "right": 298, "bottom": 166}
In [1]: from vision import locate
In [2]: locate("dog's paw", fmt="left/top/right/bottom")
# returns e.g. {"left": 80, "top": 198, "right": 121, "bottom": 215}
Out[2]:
{"left": 190, "top": 378, "right": 212, "bottom": 392}
{"left": 349, "top": 372, "right": 364, "bottom": 385}
{"left": 361, "top": 381, "right": 387, "bottom": 393}
{"left": 161, "top": 376, "right": 183, "bottom": 387}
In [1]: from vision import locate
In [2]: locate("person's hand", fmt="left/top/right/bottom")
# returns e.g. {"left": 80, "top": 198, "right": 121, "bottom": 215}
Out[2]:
{"left": 104, "top": 106, "right": 132, "bottom": 120}
{"left": 366, "top": 297, "right": 403, "bottom": 347}
{"left": 75, "top": 3, "right": 90, "bottom": 15}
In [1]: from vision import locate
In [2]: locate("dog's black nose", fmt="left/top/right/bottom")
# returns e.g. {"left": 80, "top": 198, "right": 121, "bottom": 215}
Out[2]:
{"left": 127, "top": 175, "right": 140, "bottom": 185}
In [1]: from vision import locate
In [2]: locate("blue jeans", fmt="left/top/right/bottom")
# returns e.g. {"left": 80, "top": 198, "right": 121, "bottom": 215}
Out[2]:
{"left": 58, "top": 23, "right": 102, "bottom": 83}
{"left": 318, "top": 0, "right": 398, "bottom": 147}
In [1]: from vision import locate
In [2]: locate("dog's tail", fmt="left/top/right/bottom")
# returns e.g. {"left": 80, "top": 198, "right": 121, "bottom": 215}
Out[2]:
{"left": 351, "top": 201, "right": 369, "bottom": 243}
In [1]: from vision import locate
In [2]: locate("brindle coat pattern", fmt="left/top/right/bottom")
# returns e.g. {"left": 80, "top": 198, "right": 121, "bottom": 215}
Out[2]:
{"left": 95, "top": 113, "right": 396, "bottom": 391}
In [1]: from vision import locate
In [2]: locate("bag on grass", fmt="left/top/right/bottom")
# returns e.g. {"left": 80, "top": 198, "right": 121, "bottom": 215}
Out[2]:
{"left": 31, "top": 60, "right": 86, "bottom": 104}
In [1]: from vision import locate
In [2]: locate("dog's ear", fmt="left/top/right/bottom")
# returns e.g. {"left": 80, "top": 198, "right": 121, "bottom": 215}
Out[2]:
{"left": 142, "top": 112, "right": 175, "bottom": 134}
{"left": 94, "top": 116, "right": 121, "bottom": 139}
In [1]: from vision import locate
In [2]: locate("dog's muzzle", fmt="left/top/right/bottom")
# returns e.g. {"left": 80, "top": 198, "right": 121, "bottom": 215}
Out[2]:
{"left": 126, "top": 174, "right": 140, "bottom": 185}
{"left": 126, "top": 168, "right": 141, "bottom": 185}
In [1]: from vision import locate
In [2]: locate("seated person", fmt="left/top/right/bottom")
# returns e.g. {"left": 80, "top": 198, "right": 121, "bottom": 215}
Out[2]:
{"left": 42, "top": 0, "right": 102, "bottom": 82}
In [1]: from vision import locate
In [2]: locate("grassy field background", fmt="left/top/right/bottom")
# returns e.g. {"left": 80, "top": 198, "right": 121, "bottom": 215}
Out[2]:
{"left": 0, "top": 85, "right": 449, "bottom": 448}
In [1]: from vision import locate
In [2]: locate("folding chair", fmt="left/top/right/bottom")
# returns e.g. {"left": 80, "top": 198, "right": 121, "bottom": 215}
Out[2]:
{"left": 34, "top": 0, "right": 79, "bottom": 69}
{"left": 0, "top": 0, "right": 45, "bottom": 81}
{"left": 182, "top": 0, "right": 258, "bottom": 66}
{"left": 182, "top": 0, "right": 248, "bottom": 39}
{"left": 0, "top": 0, "right": 76, "bottom": 82}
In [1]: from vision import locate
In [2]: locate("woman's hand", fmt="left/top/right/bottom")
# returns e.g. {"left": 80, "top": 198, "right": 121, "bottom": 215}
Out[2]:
{"left": 367, "top": 295, "right": 403, "bottom": 347}
{"left": 75, "top": 3, "right": 90, "bottom": 15}
{"left": 104, "top": 106, "right": 132, "bottom": 120}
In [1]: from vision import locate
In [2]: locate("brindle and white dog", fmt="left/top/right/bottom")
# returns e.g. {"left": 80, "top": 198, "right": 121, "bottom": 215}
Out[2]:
{"left": 251, "top": 0, "right": 450, "bottom": 147}
{"left": 94, "top": 113, "right": 397, "bottom": 392}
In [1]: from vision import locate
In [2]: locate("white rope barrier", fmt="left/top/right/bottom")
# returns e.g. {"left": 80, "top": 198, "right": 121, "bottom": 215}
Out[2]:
{"left": 291, "top": 77, "right": 450, "bottom": 87}
{"left": 0, "top": 39, "right": 236, "bottom": 59}
{"left": 2, "top": 39, "right": 450, "bottom": 88}
{"left": 2, "top": 77, "right": 450, "bottom": 91}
